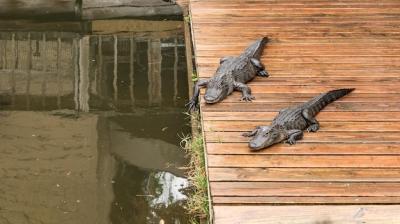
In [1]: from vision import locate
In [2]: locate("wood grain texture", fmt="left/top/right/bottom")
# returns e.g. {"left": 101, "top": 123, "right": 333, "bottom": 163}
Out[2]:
{"left": 213, "top": 197, "right": 400, "bottom": 205}
{"left": 209, "top": 168, "right": 400, "bottom": 182}
{"left": 211, "top": 182, "right": 400, "bottom": 197}
{"left": 206, "top": 143, "right": 400, "bottom": 155}
{"left": 205, "top": 131, "right": 400, "bottom": 143}
{"left": 208, "top": 155, "right": 400, "bottom": 168}
{"left": 190, "top": 0, "right": 400, "bottom": 222}
{"left": 214, "top": 205, "right": 400, "bottom": 224}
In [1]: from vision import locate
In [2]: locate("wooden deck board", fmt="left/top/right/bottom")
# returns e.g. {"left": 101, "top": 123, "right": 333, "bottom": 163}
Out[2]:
{"left": 190, "top": 0, "right": 400, "bottom": 222}
{"left": 214, "top": 205, "right": 400, "bottom": 224}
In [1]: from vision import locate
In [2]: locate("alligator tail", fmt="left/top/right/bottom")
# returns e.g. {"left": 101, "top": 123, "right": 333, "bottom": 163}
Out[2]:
{"left": 307, "top": 88, "right": 355, "bottom": 116}
{"left": 244, "top": 37, "right": 269, "bottom": 59}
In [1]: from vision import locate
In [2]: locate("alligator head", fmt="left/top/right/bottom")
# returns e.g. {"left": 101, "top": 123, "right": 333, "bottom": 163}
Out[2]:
{"left": 203, "top": 74, "right": 233, "bottom": 104}
{"left": 247, "top": 125, "right": 287, "bottom": 151}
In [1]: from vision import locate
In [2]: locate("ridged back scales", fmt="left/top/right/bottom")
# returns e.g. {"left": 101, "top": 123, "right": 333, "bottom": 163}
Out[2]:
{"left": 272, "top": 89, "right": 355, "bottom": 130}
{"left": 214, "top": 37, "right": 269, "bottom": 83}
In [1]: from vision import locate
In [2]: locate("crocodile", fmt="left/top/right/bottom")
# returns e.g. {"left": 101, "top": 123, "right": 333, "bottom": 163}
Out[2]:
{"left": 243, "top": 88, "right": 355, "bottom": 151}
{"left": 186, "top": 37, "right": 270, "bottom": 111}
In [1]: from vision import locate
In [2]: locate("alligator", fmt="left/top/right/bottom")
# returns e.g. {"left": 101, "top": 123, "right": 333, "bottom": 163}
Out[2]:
{"left": 243, "top": 88, "right": 355, "bottom": 151}
{"left": 186, "top": 37, "right": 270, "bottom": 111}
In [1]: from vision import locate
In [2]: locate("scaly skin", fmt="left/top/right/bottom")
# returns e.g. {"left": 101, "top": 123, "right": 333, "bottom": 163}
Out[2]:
{"left": 186, "top": 37, "right": 270, "bottom": 111}
{"left": 244, "top": 88, "right": 355, "bottom": 151}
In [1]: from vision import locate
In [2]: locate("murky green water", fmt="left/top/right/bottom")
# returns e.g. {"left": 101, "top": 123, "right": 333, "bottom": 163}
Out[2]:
{"left": 0, "top": 19, "right": 190, "bottom": 224}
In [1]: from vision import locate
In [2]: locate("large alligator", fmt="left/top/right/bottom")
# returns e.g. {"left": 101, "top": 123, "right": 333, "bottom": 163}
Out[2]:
{"left": 243, "top": 88, "right": 355, "bottom": 151}
{"left": 186, "top": 37, "right": 270, "bottom": 111}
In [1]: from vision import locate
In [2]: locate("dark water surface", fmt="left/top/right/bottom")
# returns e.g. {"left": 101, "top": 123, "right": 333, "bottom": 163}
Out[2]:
{"left": 0, "top": 19, "right": 190, "bottom": 224}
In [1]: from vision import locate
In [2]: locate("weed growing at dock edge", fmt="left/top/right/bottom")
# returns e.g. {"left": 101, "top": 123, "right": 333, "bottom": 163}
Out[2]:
{"left": 180, "top": 112, "right": 210, "bottom": 224}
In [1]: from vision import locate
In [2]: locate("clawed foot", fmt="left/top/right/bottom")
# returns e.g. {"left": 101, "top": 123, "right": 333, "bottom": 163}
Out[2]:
{"left": 258, "top": 70, "right": 269, "bottom": 77}
{"left": 242, "top": 132, "right": 253, "bottom": 137}
{"left": 286, "top": 138, "right": 297, "bottom": 145}
{"left": 185, "top": 99, "right": 199, "bottom": 112}
{"left": 307, "top": 124, "right": 319, "bottom": 132}
{"left": 241, "top": 95, "right": 255, "bottom": 102}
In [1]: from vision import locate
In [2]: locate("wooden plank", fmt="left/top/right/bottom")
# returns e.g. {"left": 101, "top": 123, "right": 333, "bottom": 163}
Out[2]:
{"left": 213, "top": 196, "right": 400, "bottom": 204}
{"left": 208, "top": 155, "right": 400, "bottom": 168}
{"left": 211, "top": 182, "right": 400, "bottom": 196}
{"left": 203, "top": 111, "right": 400, "bottom": 121}
{"left": 209, "top": 168, "right": 400, "bottom": 182}
{"left": 208, "top": 93, "right": 400, "bottom": 103}
{"left": 197, "top": 56, "right": 400, "bottom": 65}
{"left": 204, "top": 78, "right": 400, "bottom": 86}
{"left": 198, "top": 64, "right": 400, "bottom": 73}
{"left": 200, "top": 102, "right": 400, "bottom": 112}
{"left": 198, "top": 67, "right": 400, "bottom": 77}
{"left": 204, "top": 121, "right": 400, "bottom": 132}
{"left": 214, "top": 205, "right": 400, "bottom": 224}
{"left": 206, "top": 143, "right": 400, "bottom": 155}
{"left": 200, "top": 102, "right": 400, "bottom": 113}
{"left": 205, "top": 131, "right": 400, "bottom": 143}
{"left": 233, "top": 77, "right": 400, "bottom": 84}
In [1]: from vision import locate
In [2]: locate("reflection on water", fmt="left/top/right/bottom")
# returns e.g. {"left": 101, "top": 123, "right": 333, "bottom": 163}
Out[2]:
{"left": 0, "top": 19, "right": 190, "bottom": 223}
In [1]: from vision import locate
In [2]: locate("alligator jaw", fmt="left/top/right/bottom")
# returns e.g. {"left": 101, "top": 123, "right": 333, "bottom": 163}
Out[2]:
{"left": 248, "top": 142, "right": 266, "bottom": 151}
{"left": 204, "top": 94, "right": 221, "bottom": 104}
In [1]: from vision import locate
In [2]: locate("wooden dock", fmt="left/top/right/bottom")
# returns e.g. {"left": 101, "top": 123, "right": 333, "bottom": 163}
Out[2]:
{"left": 189, "top": 0, "right": 400, "bottom": 223}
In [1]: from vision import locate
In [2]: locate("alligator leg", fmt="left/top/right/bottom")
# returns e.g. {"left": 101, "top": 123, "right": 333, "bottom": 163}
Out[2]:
{"left": 250, "top": 58, "right": 269, "bottom": 77}
{"left": 234, "top": 81, "right": 255, "bottom": 102}
{"left": 302, "top": 108, "right": 320, "bottom": 132}
{"left": 186, "top": 79, "right": 209, "bottom": 111}
{"left": 286, "top": 129, "right": 303, "bottom": 145}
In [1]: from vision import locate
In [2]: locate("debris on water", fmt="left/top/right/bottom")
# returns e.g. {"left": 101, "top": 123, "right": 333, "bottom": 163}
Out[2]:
{"left": 136, "top": 194, "right": 155, "bottom": 197}
{"left": 66, "top": 171, "right": 71, "bottom": 176}
{"left": 161, "top": 127, "right": 168, "bottom": 131}
{"left": 160, "top": 219, "right": 165, "bottom": 224}
{"left": 76, "top": 200, "right": 80, "bottom": 203}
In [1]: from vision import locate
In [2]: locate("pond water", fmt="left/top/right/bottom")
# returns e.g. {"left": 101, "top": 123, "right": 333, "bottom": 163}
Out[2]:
{"left": 0, "top": 19, "right": 191, "bottom": 224}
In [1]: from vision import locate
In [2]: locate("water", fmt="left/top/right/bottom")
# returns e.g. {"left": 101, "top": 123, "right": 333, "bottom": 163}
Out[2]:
{"left": 0, "top": 19, "right": 191, "bottom": 224}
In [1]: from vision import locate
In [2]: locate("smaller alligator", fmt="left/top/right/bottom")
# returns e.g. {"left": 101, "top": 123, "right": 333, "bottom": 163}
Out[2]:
{"left": 243, "top": 88, "right": 355, "bottom": 151}
{"left": 186, "top": 37, "right": 270, "bottom": 111}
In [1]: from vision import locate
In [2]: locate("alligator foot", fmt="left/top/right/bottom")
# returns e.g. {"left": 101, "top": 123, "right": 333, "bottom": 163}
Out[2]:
{"left": 242, "top": 128, "right": 258, "bottom": 137}
{"left": 241, "top": 95, "right": 255, "bottom": 102}
{"left": 185, "top": 99, "right": 199, "bottom": 112}
{"left": 286, "top": 129, "right": 303, "bottom": 145}
{"left": 242, "top": 132, "right": 253, "bottom": 137}
{"left": 307, "top": 124, "right": 320, "bottom": 132}
{"left": 286, "top": 138, "right": 297, "bottom": 145}
{"left": 257, "top": 70, "right": 269, "bottom": 77}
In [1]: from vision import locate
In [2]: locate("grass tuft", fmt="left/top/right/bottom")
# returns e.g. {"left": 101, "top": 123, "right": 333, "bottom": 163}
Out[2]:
{"left": 181, "top": 112, "right": 210, "bottom": 224}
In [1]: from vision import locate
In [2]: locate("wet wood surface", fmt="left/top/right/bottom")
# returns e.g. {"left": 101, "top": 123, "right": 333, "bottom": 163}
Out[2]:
{"left": 190, "top": 0, "right": 400, "bottom": 223}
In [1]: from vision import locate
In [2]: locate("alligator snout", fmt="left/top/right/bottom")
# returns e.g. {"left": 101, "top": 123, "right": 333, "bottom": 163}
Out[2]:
{"left": 204, "top": 95, "right": 219, "bottom": 104}
{"left": 249, "top": 142, "right": 258, "bottom": 149}
{"left": 248, "top": 141, "right": 264, "bottom": 151}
